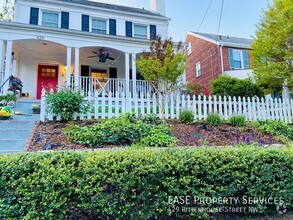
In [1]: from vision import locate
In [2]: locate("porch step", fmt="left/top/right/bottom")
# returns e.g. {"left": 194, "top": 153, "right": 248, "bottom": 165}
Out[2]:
{"left": 0, "top": 99, "right": 39, "bottom": 154}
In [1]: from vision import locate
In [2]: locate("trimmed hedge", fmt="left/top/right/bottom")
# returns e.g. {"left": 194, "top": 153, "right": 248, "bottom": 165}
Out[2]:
{"left": 0, "top": 147, "right": 292, "bottom": 219}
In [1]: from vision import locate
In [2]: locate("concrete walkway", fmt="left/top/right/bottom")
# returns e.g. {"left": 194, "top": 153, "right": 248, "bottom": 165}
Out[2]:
{"left": 0, "top": 99, "right": 40, "bottom": 154}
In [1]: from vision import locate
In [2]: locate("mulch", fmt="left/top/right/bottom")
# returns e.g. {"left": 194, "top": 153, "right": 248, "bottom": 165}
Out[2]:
{"left": 26, "top": 120, "right": 284, "bottom": 152}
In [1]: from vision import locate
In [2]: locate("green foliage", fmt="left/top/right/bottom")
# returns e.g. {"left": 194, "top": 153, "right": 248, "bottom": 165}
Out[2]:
{"left": 140, "top": 113, "right": 162, "bottom": 125}
{"left": 0, "top": 0, "right": 14, "bottom": 21}
{"left": 0, "top": 94, "right": 17, "bottom": 102}
{"left": 206, "top": 113, "right": 221, "bottom": 126}
{"left": 251, "top": 0, "right": 293, "bottom": 93}
{"left": 257, "top": 120, "right": 293, "bottom": 142}
{"left": 45, "top": 88, "right": 90, "bottom": 121}
{"left": 211, "top": 75, "right": 263, "bottom": 97}
{"left": 136, "top": 36, "right": 186, "bottom": 119}
{"left": 63, "top": 113, "right": 173, "bottom": 147}
{"left": 230, "top": 115, "right": 246, "bottom": 127}
{"left": 179, "top": 110, "right": 194, "bottom": 124}
{"left": 0, "top": 147, "right": 292, "bottom": 219}
{"left": 135, "top": 125, "right": 177, "bottom": 147}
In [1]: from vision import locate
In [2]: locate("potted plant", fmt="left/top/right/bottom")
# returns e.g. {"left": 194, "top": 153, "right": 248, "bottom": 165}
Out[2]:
{"left": 32, "top": 104, "right": 41, "bottom": 114}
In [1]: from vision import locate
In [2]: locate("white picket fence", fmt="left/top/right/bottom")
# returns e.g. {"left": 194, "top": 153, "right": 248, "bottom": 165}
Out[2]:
{"left": 40, "top": 89, "right": 293, "bottom": 123}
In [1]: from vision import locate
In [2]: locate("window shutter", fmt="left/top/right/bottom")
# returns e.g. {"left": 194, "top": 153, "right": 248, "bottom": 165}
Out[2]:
{"left": 150, "top": 25, "right": 156, "bottom": 40}
{"left": 30, "top": 7, "right": 39, "bottom": 25}
{"left": 228, "top": 48, "right": 234, "bottom": 69}
{"left": 82, "top": 15, "right": 89, "bottom": 32}
{"left": 109, "top": 19, "right": 116, "bottom": 35}
{"left": 126, "top": 21, "right": 132, "bottom": 37}
{"left": 243, "top": 50, "right": 249, "bottom": 69}
{"left": 61, "top": 12, "right": 69, "bottom": 29}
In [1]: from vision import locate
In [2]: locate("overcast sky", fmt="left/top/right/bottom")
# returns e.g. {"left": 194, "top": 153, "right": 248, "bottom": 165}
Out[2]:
{"left": 0, "top": 0, "right": 273, "bottom": 41}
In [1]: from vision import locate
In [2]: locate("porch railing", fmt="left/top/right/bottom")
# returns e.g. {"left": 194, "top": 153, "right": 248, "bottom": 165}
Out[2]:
{"left": 71, "top": 76, "right": 157, "bottom": 97}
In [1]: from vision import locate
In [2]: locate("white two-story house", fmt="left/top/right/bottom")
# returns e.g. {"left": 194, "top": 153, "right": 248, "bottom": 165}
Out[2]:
{"left": 0, "top": 0, "right": 169, "bottom": 99}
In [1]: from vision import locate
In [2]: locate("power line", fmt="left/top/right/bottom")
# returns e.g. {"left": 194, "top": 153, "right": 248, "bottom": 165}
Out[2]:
{"left": 216, "top": 0, "right": 225, "bottom": 40}
{"left": 197, "top": 0, "right": 213, "bottom": 32}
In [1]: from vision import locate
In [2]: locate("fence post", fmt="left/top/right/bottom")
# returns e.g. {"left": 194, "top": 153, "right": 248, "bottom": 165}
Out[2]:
{"left": 40, "top": 88, "right": 46, "bottom": 122}
{"left": 94, "top": 90, "right": 99, "bottom": 119}
{"left": 242, "top": 97, "right": 247, "bottom": 120}
{"left": 115, "top": 91, "right": 119, "bottom": 117}
{"left": 278, "top": 97, "right": 284, "bottom": 122}
{"left": 146, "top": 93, "right": 151, "bottom": 115}
{"left": 170, "top": 92, "right": 175, "bottom": 119}
{"left": 198, "top": 95, "right": 202, "bottom": 120}
{"left": 282, "top": 97, "right": 288, "bottom": 123}
{"left": 192, "top": 95, "right": 196, "bottom": 120}
{"left": 213, "top": 95, "right": 217, "bottom": 115}
{"left": 203, "top": 95, "right": 207, "bottom": 120}
{"left": 152, "top": 93, "right": 157, "bottom": 115}
{"left": 108, "top": 91, "right": 113, "bottom": 118}
{"left": 176, "top": 92, "right": 180, "bottom": 119}
{"left": 223, "top": 96, "right": 227, "bottom": 120}
{"left": 208, "top": 95, "right": 212, "bottom": 114}
{"left": 238, "top": 96, "right": 242, "bottom": 115}
{"left": 140, "top": 91, "right": 145, "bottom": 116}
{"left": 287, "top": 98, "right": 292, "bottom": 124}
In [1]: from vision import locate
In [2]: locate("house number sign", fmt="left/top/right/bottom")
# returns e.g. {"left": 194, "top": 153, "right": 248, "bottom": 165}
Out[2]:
{"left": 37, "top": 36, "right": 45, "bottom": 40}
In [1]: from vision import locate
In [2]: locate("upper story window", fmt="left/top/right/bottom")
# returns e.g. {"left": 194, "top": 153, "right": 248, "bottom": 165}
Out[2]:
{"left": 228, "top": 48, "right": 249, "bottom": 69}
{"left": 196, "top": 61, "right": 201, "bottom": 77}
{"left": 134, "top": 24, "right": 147, "bottom": 39}
{"left": 187, "top": 42, "right": 192, "bottom": 56}
{"left": 42, "top": 11, "right": 59, "bottom": 28}
{"left": 92, "top": 18, "right": 107, "bottom": 34}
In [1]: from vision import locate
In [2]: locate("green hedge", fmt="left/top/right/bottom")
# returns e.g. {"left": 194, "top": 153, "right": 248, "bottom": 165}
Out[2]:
{"left": 0, "top": 147, "right": 292, "bottom": 219}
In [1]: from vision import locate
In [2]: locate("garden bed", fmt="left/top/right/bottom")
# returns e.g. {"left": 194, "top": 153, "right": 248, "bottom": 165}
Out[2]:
{"left": 27, "top": 120, "right": 284, "bottom": 152}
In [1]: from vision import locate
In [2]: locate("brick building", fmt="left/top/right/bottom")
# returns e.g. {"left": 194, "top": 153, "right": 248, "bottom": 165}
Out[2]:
{"left": 185, "top": 32, "right": 253, "bottom": 88}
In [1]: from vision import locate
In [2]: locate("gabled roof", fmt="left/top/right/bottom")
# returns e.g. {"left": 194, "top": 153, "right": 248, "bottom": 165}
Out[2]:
{"left": 53, "top": 0, "right": 167, "bottom": 18}
{"left": 188, "top": 31, "right": 253, "bottom": 49}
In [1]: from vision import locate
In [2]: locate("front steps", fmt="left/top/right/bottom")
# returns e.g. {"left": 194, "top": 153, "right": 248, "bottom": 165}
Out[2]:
{"left": 0, "top": 99, "right": 40, "bottom": 153}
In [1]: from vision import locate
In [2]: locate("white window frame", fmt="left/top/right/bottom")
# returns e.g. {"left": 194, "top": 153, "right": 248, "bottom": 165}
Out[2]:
{"left": 133, "top": 24, "right": 148, "bottom": 39}
{"left": 231, "top": 49, "right": 244, "bottom": 69}
{"left": 196, "top": 61, "right": 201, "bottom": 77}
{"left": 91, "top": 17, "right": 107, "bottom": 34}
{"left": 40, "top": 10, "right": 61, "bottom": 28}
{"left": 187, "top": 42, "right": 192, "bottom": 56}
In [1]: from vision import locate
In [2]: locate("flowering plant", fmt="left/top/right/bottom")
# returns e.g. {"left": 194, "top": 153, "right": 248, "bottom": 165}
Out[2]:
{"left": 98, "top": 49, "right": 111, "bottom": 58}
{"left": 11, "top": 76, "right": 23, "bottom": 86}
{"left": 183, "top": 82, "right": 211, "bottom": 96}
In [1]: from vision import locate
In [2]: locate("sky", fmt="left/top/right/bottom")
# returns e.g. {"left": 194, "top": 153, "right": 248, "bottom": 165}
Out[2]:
{"left": 0, "top": 0, "right": 273, "bottom": 41}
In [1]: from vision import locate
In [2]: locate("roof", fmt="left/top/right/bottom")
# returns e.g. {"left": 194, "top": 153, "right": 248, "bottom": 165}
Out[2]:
{"left": 189, "top": 32, "right": 253, "bottom": 49}
{"left": 52, "top": 0, "right": 167, "bottom": 18}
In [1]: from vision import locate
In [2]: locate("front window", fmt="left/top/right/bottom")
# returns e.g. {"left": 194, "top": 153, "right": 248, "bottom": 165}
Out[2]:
{"left": 134, "top": 25, "right": 147, "bottom": 39}
{"left": 232, "top": 49, "right": 242, "bottom": 69}
{"left": 229, "top": 49, "right": 249, "bottom": 69}
{"left": 42, "top": 11, "right": 59, "bottom": 28}
{"left": 92, "top": 19, "right": 106, "bottom": 34}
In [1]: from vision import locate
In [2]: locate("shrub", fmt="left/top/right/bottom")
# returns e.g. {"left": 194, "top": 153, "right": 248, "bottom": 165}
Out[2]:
{"left": 0, "top": 147, "right": 292, "bottom": 219}
{"left": 0, "top": 94, "right": 17, "bottom": 102}
{"left": 179, "top": 110, "right": 194, "bottom": 124}
{"left": 206, "top": 113, "right": 221, "bottom": 126}
{"left": 45, "top": 88, "right": 90, "bottom": 121}
{"left": 211, "top": 75, "right": 263, "bottom": 97}
{"left": 140, "top": 113, "right": 162, "bottom": 125}
{"left": 63, "top": 113, "right": 173, "bottom": 147}
{"left": 230, "top": 115, "right": 246, "bottom": 127}
{"left": 257, "top": 120, "right": 293, "bottom": 141}
{"left": 183, "top": 82, "right": 211, "bottom": 96}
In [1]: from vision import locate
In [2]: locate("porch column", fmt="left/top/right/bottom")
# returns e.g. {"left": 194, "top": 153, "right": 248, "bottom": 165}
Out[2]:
{"left": 131, "top": 53, "right": 137, "bottom": 95}
{"left": 66, "top": 47, "right": 72, "bottom": 87}
{"left": 3, "top": 40, "right": 13, "bottom": 93}
{"left": 125, "top": 52, "right": 130, "bottom": 111}
{"left": 74, "top": 47, "right": 80, "bottom": 89}
{"left": 0, "top": 40, "right": 5, "bottom": 87}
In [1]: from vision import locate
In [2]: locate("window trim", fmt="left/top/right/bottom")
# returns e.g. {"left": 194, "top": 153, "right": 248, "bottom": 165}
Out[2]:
{"left": 196, "top": 61, "right": 201, "bottom": 78}
{"left": 231, "top": 49, "right": 243, "bottom": 69}
{"left": 133, "top": 23, "right": 148, "bottom": 39}
{"left": 91, "top": 17, "right": 108, "bottom": 34}
{"left": 40, "top": 10, "right": 61, "bottom": 28}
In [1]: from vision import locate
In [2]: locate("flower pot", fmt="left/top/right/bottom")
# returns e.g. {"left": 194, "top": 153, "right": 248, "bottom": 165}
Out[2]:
{"left": 32, "top": 109, "right": 40, "bottom": 114}
{"left": 99, "top": 56, "right": 107, "bottom": 63}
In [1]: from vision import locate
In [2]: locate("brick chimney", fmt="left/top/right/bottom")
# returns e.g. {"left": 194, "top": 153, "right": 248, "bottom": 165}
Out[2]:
{"left": 150, "top": 0, "right": 165, "bottom": 15}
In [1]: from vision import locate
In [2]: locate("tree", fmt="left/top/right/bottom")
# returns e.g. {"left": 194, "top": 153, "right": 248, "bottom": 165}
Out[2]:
{"left": 136, "top": 36, "right": 186, "bottom": 119}
{"left": 211, "top": 75, "right": 263, "bottom": 97}
{"left": 251, "top": 0, "right": 293, "bottom": 94}
{"left": 0, "top": 0, "right": 14, "bottom": 22}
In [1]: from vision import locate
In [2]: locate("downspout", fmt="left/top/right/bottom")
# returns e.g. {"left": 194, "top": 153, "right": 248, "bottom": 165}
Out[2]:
{"left": 219, "top": 42, "right": 224, "bottom": 74}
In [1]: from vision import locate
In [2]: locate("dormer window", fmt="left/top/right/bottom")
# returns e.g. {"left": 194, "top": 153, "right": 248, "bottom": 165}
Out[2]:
{"left": 134, "top": 24, "right": 147, "bottom": 39}
{"left": 42, "top": 11, "right": 59, "bottom": 28}
{"left": 92, "top": 18, "right": 107, "bottom": 34}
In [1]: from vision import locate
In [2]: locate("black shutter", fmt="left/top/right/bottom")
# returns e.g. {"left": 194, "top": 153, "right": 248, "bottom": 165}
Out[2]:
{"left": 61, "top": 12, "right": 69, "bottom": 29}
{"left": 150, "top": 25, "right": 157, "bottom": 40}
{"left": 30, "top": 7, "right": 39, "bottom": 25}
{"left": 109, "top": 19, "right": 116, "bottom": 35}
{"left": 82, "top": 15, "right": 89, "bottom": 32}
{"left": 125, "top": 21, "right": 132, "bottom": 37}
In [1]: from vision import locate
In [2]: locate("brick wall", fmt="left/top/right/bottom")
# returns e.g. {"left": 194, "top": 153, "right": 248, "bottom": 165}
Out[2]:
{"left": 185, "top": 34, "right": 222, "bottom": 89}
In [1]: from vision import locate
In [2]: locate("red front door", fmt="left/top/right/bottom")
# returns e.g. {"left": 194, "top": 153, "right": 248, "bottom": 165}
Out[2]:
{"left": 37, "top": 65, "right": 58, "bottom": 99}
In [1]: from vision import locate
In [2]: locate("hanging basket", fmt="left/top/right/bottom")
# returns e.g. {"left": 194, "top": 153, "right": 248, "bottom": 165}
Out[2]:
{"left": 99, "top": 56, "right": 107, "bottom": 63}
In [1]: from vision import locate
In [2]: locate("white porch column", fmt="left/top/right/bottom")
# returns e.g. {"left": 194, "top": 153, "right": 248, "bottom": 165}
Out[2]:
{"left": 131, "top": 53, "right": 137, "bottom": 95}
{"left": 3, "top": 40, "right": 13, "bottom": 93}
{"left": 125, "top": 52, "right": 130, "bottom": 111}
{"left": 66, "top": 47, "right": 72, "bottom": 87}
{"left": 0, "top": 40, "right": 5, "bottom": 86}
{"left": 74, "top": 47, "right": 80, "bottom": 88}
